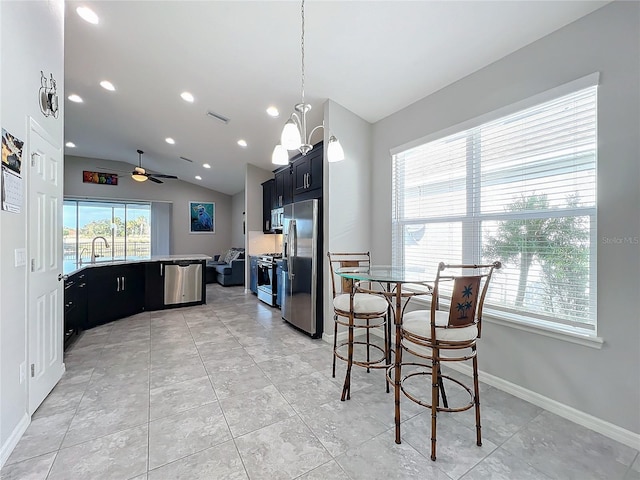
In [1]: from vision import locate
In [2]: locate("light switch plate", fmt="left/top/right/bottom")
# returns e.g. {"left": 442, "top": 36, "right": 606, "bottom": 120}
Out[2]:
{"left": 14, "top": 248, "right": 26, "bottom": 267}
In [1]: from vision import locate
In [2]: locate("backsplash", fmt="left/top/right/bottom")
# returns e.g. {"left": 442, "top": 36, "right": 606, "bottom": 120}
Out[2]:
{"left": 247, "top": 231, "right": 283, "bottom": 255}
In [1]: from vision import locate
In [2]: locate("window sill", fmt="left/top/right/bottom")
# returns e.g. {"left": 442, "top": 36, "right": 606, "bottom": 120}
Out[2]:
{"left": 408, "top": 295, "right": 604, "bottom": 349}
{"left": 483, "top": 312, "right": 604, "bottom": 349}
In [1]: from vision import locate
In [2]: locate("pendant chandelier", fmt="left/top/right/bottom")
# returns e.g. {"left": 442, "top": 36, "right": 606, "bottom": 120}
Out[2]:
{"left": 272, "top": 0, "right": 345, "bottom": 165}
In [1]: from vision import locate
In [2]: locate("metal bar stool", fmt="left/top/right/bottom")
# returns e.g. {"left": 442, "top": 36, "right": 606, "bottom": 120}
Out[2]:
{"left": 389, "top": 261, "right": 501, "bottom": 460}
{"left": 327, "top": 252, "right": 389, "bottom": 401}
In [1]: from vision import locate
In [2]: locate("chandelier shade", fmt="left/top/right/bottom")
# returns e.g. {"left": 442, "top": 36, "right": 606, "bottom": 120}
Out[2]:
{"left": 281, "top": 119, "right": 302, "bottom": 150}
{"left": 273, "top": 0, "right": 344, "bottom": 165}
{"left": 271, "top": 144, "right": 289, "bottom": 165}
{"left": 327, "top": 135, "right": 345, "bottom": 163}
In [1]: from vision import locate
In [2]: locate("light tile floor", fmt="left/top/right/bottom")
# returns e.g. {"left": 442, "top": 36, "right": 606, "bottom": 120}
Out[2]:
{"left": 2, "top": 284, "right": 639, "bottom": 479}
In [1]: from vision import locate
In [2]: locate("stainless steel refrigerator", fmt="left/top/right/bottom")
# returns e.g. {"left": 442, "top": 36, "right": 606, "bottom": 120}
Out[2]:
{"left": 281, "top": 198, "right": 322, "bottom": 338}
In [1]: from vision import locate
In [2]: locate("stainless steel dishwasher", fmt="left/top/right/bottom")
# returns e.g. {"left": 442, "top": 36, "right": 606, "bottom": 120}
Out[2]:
{"left": 163, "top": 261, "right": 203, "bottom": 305}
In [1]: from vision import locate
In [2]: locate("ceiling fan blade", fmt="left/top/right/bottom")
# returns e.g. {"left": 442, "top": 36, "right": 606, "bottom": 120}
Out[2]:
{"left": 148, "top": 176, "right": 163, "bottom": 184}
{"left": 151, "top": 174, "right": 178, "bottom": 179}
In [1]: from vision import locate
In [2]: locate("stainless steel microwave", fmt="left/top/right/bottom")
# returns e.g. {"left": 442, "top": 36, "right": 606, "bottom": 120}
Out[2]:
{"left": 271, "top": 207, "right": 284, "bottom": 231}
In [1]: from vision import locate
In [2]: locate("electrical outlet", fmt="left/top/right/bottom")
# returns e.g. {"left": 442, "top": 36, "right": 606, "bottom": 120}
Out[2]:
{"left": 19, "top": 362, "right": 26, "bottom": 383}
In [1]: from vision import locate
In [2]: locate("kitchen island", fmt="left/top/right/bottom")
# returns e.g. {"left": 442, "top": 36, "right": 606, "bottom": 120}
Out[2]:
{"left": 64, "top": 255, "right": 211, "bottom": 348}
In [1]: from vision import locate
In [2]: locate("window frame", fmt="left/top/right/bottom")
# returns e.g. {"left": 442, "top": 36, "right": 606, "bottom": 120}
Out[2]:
{"left": 63, "top": 198, "right": 152, "bottom": 268}
{"left": 391, "top": 73, "right": 601, "bottom": 345}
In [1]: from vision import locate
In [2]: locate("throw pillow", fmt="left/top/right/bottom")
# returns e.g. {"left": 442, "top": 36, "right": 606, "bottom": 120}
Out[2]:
{"left": 222, "top": 249, "right": 233, "bottom": 263}
{"left": 227, "top": 249, "right": 241, "bottom": 263}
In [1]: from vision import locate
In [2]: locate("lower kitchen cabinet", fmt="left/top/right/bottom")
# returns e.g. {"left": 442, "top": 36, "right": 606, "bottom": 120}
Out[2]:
{"left": 64, "top": 271, "right": 87, "bottom": 349}
{"left": 145, "top": 262, "right": 165, "bottom": 311}
{"left": 87, "top": 263, "right": 145, "bottom": 329}
{"left": 276, "top": 259, "right": 283, "bottom": 307}
{"left": 249, "top": 256, "right": 258, "bottom": 294}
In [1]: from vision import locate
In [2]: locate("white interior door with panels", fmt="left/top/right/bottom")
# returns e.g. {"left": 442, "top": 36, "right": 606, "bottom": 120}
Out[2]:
{"left": 27, "top": 117, "right": 64, "bottom": 414}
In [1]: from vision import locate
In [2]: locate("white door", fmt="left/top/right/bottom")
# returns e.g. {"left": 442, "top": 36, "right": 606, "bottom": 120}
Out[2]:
{"left": 27, "top": 118, "right": 64, "bottom": 414}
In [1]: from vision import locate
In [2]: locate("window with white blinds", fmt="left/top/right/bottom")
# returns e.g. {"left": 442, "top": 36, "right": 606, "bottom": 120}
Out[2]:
{"left": 392, "top": 85, "right": 597, "bottom": 334}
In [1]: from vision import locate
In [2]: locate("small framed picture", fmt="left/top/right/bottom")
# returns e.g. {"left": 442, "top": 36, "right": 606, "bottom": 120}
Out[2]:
{"left": 189, "top": 201, "right": 215, "bottom": 234}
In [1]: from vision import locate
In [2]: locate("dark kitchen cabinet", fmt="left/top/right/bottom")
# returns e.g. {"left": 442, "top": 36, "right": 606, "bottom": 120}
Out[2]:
{"left": 292, "top": 142, "right": 323, "bottom": 200}
{"left": 262, "top": 179, "right": 275, "bottom": 233}
{"left": 249, "top": 256, "right": 258, "bottom": 294}
{"left": 276, "top": 259, "right": 283, "bottom": 307}
{"left": 64, "top": 271, "right": 87, "bottom": 350}
{"left": 87, "top": 264, "right": 144, "bottom": 329}
{"left": 274, "top": 167, "right": 293, "bottom": 207}
{"left": 145, "top": 262, "right": 164, "bottom": 311}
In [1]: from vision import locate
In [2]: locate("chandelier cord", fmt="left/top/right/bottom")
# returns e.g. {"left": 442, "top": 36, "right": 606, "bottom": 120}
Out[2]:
{"left": 300, "top": 0, "right": 305, "bottom": 105}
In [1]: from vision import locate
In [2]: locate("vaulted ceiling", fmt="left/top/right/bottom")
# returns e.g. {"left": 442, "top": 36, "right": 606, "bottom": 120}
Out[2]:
{"left": 64, "top": 1, "right": 609, "bottom": 195}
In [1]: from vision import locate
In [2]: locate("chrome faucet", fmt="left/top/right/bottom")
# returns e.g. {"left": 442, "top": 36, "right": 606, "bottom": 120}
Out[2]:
{"left": 90, "top": 236, "right": 110, "bottom": 263}
{"left": 78, "top": 247, "right": 88, "bottom": 266}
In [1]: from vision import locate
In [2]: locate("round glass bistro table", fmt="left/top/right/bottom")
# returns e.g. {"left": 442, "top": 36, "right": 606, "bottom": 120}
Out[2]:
{"left": 336, "top": 265, "right": 432, "bottom": 443}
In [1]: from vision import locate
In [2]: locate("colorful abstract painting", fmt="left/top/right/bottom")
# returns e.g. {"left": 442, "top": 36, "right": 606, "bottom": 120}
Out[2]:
{"left": 83, "top": 170, "right": 118, "bottom": 185}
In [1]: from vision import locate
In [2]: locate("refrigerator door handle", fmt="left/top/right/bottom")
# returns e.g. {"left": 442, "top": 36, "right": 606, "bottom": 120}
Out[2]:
{"left": 288, "top": 220, "right": 297, "bottom": 280}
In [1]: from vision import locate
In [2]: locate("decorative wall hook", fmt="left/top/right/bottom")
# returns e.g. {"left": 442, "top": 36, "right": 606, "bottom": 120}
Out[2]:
{"left": 39, "top": 71, "right": 59, "bottom": 118}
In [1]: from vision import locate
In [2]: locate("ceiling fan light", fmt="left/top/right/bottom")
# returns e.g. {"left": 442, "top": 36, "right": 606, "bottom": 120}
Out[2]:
{"left": 327, "top": 135, "right": 345, "bottom": 162}
{"left": 272, "top": 145, "right": 289, "bottom": 165}
{"left": 131, "top": 173, "right": 147, "bottom": 182}
{"left": 281, "top": 119, "right": 302, "bottom": 150}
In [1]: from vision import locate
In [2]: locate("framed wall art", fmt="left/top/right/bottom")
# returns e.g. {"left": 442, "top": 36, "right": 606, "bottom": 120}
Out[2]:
{"left": 189, "top": 201, "right": 215, "bottom": 234}
{"left": 83, "top": 170, "right": 118, "bottom": 185}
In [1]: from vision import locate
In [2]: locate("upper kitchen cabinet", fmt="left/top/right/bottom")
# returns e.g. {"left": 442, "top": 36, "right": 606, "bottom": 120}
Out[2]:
{"left": 262, "top": 178, "right": 276, "bottom": 232}
{"left": 292, "top": 142, "right": 323, "bottom": 200}
{"left": 274, "top": 167, "right": 293, "bottom": 207}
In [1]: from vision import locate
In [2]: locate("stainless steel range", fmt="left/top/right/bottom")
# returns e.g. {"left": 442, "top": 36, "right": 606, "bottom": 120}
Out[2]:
{"left": 256, "top": 253, "right": 282, "bottom": 307}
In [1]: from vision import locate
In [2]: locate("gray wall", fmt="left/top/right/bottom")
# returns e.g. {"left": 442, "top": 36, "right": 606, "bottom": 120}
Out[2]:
{"left": 65, "top": 155, "right": 232, "bottom": 257}
{"left": 370, "top": 2, "right": 639, "bottom": 436}
{"left": 323, "top": 99, "right": 374, "bottom": 336}
{"left": 231, "top": 190, "right": 245, "bottom": 248}
{"left": 0, "top": 0, "right": 65, "bottom": 463}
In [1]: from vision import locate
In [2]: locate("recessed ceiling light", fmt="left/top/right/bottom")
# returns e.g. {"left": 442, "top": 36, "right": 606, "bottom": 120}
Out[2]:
{"left": 181, "top": 92, "right": 194, "bottom": 103}
{"left": 65, "top": 142, "right": 76, "bottom": 148}
{"left": 100, "top": 80, "right": 115, "bottom": 91}
{"left": 165, "top": 137, "right": 175, "bottom": 145}
{"left": 195, "top": 175, "right": 202, "bottom": 180}
{"left": 203, "top": 163, "right": 211, "bottom": 169}
{"left": 76, "top": 6, "right": 99, "bottom": 24}
{"left": 266, "top": 106, "right": 279, "bottom": 118}
{"left": 68, "top": 94, "right": 83, "bottom": 103}
{"left": 237, "top": 139, "right": 247, "bottom": 148}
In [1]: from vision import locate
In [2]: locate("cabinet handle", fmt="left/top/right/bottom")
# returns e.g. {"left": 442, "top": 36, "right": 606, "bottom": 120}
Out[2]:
{"left": 160, "top": 263, "right": 164, "bottom": 276}
{"left": 116, "top": 277, "right": 120, "bottom": 292}
{"left": 121, "top": 276, "right": 125, "bottom": 291}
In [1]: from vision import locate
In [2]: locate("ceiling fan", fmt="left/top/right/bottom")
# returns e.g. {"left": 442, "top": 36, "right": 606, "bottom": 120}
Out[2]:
{"left": 131, "top": 149, "right": 178, "bottom": 184}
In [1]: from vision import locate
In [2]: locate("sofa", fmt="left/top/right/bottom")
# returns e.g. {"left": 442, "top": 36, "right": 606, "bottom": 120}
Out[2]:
{"left": 206, "top": 248, "right": 245, "bottom": 286}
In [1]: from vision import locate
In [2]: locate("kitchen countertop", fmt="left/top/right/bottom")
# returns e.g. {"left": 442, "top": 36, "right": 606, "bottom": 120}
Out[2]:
{"left": 64, "top": 255, "right": 212, "bottom": 276}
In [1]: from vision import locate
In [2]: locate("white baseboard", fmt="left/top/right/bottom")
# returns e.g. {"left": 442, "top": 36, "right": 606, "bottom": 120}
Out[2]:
{"left": 447, "top": 362, "right": 640, "bottom": 450}
{"left": 325, "top": 327, "right": 640, "bottom": 450}
{"left": 0, "top": 413, "right": 30, "bottom": 468}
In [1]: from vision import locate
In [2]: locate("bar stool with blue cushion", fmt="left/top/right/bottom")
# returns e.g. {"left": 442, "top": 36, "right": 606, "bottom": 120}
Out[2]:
{"left": 327, "top": 252, "right": 389, "bottom": 401}
{"left": 393, "top": 261, "right": 500, "bottom": 460}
